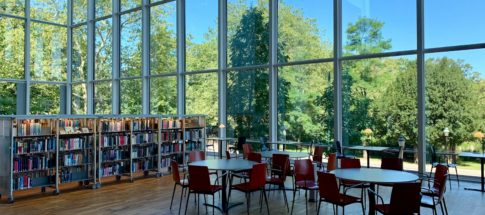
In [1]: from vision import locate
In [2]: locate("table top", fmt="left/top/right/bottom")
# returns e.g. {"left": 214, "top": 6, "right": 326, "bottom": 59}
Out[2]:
{"left": 189, "top": 159, "right": 256, "bottom": 171}
{"left": 331, "top": 168, "right": 419, "bottom": 185}
{"left": 346, "top": 146, "right": 390, "bottom": 151}
{"left": 459, "top": 152, "right": 485, "bottom": 159}
{"left": 206, "top": 137, "right": 236, "bottom": 141}
{"left": 260, "top": 150, "right": 310, "bottom": 159}
{"left": 266, "top": 140, "right": 302, "bottom": 145}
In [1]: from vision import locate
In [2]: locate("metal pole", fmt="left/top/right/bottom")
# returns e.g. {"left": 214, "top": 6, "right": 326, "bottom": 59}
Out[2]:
{"left": 417, "top": 0, "right": 427, "bottom": 176}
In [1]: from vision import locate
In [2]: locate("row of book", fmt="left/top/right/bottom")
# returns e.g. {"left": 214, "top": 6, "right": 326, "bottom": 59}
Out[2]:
{"left": 184, "top": 130, "right": 204, "bottom": 141}
{"left": 99, "top": 163, "right": 127, "bottom": 177}
{"left": 161, "top": 120, "right": 182, "bottom": 129}
{"left": 132, "top": 160, "right": 155, "bottom": 173}
{"left": 161, "top": 143, "right": 181, "bottom": 154}
{"left": 59, "top": 119, "right": 88, "bottom": 130}
{"left": 185, "top": 141, "right": 202, "bottom": 151}
{"left": 101, "top": 135, "right": 129, "bottom": 147}
{"left": 101, "top": 149, "right": 129, "bottom": 161}
{"left": 59, "top": 137, "right": 88, "bottom": 151}
{"left": 61, "top": 153, "right": 90, "bottom": 167}
{"left": 161, "top": 131, "right": 183, "bottom": 142}
{"left": 100, "top": 120, "right": 129, "bottom": 132}
{"left": 13, "top": 138, "right": 57, "bottom": 154}
{"left": 132, "top": 119, "right": 158, "bottom": 131}
{"left": 16, "top": 120, "right": 52, "bottom": 136}
{"left": 132, "top": 133, "right": 158, "bottom": 144}
{"left": 132, "top": 146, "right": 156, "bottom": 159}
{"left": 13, "top": 156, "right": 55, "bottom": 172}
{"left": 13, "top": 173, "right": 55, "bottom": 190}
{"left": 184, "top": 117, "right": 206, "bottom": 128}
{"left": 60, "top": 167, "right": 91, "bottom": 183}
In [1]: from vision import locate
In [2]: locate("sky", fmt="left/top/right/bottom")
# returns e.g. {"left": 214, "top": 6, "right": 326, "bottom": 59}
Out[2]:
{"left": 185, "top": 0, "right": 484, "bottom": 77}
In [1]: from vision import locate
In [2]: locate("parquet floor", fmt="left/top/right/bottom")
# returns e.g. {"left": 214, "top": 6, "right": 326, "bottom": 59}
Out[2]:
{"left": 1, "top": 172, "right": 484, "bottom": 215}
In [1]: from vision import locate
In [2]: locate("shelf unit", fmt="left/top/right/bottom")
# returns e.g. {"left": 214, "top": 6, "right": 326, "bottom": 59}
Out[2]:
{"left": 129, "top": 116, "right": 159, "bottom": 178}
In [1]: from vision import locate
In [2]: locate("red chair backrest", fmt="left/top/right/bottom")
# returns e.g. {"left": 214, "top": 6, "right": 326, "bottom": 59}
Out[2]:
{"left": 248, "top": 152, "right": 262, "bottom": 163}
{"left": 326, "top": 153, "right": 337, "bottom": 172}
{"left": 189, "top": 151, "right": 205, "bottom": 162}
{"left": 341, "top": 158, "right": 361, "bottom": 168}
{"left": 313, "top": 146, "right": 324, "bottom": 163}
{"left": 171, "top": 160, "right": 180, "bottom": 182}
{"left": 388, "top": 182, "right": 422, "bottom": 214}
{"left": 188, "top": 165, "right": 212, "bottom": 192}
{"left": 433, "top": 164, "right": 449, "bottom": 197}
{"left": 226, "top": 150, "right": 231, "bottom": 159}
{"left": 317, "top": 171, "right": 340, "bottom": 201}
{"left": 242, "top": 144, "right": 252, "bottom": 159}
{"left": 272, "top": 153, "right": 290, "bottom": 179}
{"left": 248, "top": 163, "right": 267, "bottom": 189}
{"left": 381, "top": 157, "right": 403, "bottom": 171}
{"left": 294, "top": 159, "right": 315, "bottom": 183}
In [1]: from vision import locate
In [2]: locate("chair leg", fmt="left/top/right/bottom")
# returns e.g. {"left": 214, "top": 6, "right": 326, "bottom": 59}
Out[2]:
{"left": 342, "top": 205, "right": 345, "bottom": 215}
{"left": 260, "top": 190, "right": 263, "bottom": 213}
{"left": 317, "top": 200, "right": 321, "bottom": 214}
{"left": 246, "top": 193, "right": 251, "bottom": 215}
{"left": 440, "top": 201, "right": 445, "bottom": 215}
{"left": 305, "top": 190, "right": 308, "bottom": 215}
{"left": 443, "top": 197, "right": 449, "bottom": 215}
{"left": 263, "top": 189, "right": 270, "bottom": 215}
{"left": 455, "top": 166, "right": 460, "bottom": 186}
{"left": 204, "top": 195, "right": 208, "bottom": 214}
{"left": 212, "top": 194, "right": 215, "bottom": 215}
{"left": 178, "top": 187, "right": 185, "bottom": 215}
{"left": 170, "top": 184, "right": 177, "bottom": 210}
{"left": 291, "top": 187, "right": 297, "bottom": 215}
{"left": 282, "top": 184, "right": 289, "bottom": 212}
{"left": 184, "top": 192, "right": 191, "bottom": 215}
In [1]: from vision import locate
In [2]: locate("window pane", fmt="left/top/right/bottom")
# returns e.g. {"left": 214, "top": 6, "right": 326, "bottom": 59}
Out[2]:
{"left": 186, "top": 72, "right": 218, "bottom": 126}
{"left": 30, "top": 23, "right": 67, "bottom": 81}
{"left": 30, "top": 84, "right": 60, "bottom": 114}
{"left": 96, "top": 0, "right": 111, "bottom": 18}
{"left": 342, "top": 56, "right": 417, "bottom": 167}
{"left": 95, "top": 19, "right": 112, "bottom": 80}
{"left": 425, "top": 50, "right": 485, "bottom": 178}
{"left": 94, "top": 81, "right": 112, "bottom": 114}
{"left": 121, "top": 79, "right": 142, "bottom": 114}
{"left": 186, "top": 0, "right": 218, "bottom": 71}
{"left": 121, "top": 0, "right": 141, "bottom": 12}
{"left": 121, "top": 11, "right": 142, "bottom": 77}
{"left": 278, "top": 0, "right": 333, "bottom": 62}
{"left": 72, "top": 83, "right": 87, "bottom": 114}
{"left": 0, "top": 17, "right": 24, "bottom": 79}
{"left": 227, "top": 0, "right": 269, "bottom": 67}
{"left": 73, "top": 0, "right": 88, "bottom": 24}
{"left": 31, "top": 0, "right": 67, "bottom": 24}
{"left": 425, "top": 0, "right": 485, "bottom": 48}
{"left": 342, "top": 0, "right": 416, "bottom": 55}
{"left": 150, "top": 76, "right": 176, "bottom": 114}
{"left": 150, "top": 2, "right": 176, "bottom": 75}
{"left": 0, "top": 0, "right": 25, "bottom": 16}
{"left": 0, "top": 82, "right": 16, "bottom": 115}
{"left": 278, "top": 63, "right": 333, "bottom": 143}
{"left": 227, "top": 69, "right": 269, "bottom": 140}
{"left": 72, "top": 25, "right": 87, "bottom": 81}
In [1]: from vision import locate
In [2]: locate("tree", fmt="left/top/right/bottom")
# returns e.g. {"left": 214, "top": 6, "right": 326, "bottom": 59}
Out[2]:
{"left": 345, "top": 17, "right": 391, "bottom": 55}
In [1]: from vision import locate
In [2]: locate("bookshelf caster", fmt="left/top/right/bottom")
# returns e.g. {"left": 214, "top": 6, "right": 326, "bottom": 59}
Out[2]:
{"left": 155, "top": 173, "right": 163, "bottom": 178}
{"left": 53, "top": 190, "right": 60, "bottom": 195}
{"left": 143, "top": 171, "right": 149, "bottom": 177}
{"left": 41, "top": 187, "right": 46, "bottom": 193}
{"left": 7, "top": 197, "right": 14, "bottom": 204}
{"left": 116, "top": 175, "right": 121, "bottom": 181}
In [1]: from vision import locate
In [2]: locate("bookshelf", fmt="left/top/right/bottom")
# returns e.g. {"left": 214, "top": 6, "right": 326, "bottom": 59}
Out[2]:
{"left": 129, "top": 116, "right": 159, "bottom": 178}
{"left": 182, "top": 115, "right": 206, "bottom": 166}
{"left": 160, "top": 116, "right": 183, "bottom": 173}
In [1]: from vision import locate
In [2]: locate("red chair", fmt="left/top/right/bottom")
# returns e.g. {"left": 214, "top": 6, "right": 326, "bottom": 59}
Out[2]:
{"left": 380, "top": 157, "right": 403, "bottom": 171}
{"left": 189, "top": 151, "right": 205, "bottom": 162}
{"left": 229, "top": 163, "right": 270, "bottom": 215}
{"left": 317, "top": 171, "right": 365, "bottom": 215}
{"left": 326, "top": 153, "right": 337, "bottom": 172}
{"left": 247, "top": 152, "right": 262, "bottom": 163}
{"left": 184, "top": 165, "right": 222, "bottom": 215}
{"left": 421, "top": 164, "right": 449, "bottom": 215}
{"left": 226, "top": 150, "right": 231, "bottom": 159}
{"left": 291, "top": 159, "right": 319, "bottom": 215}
{"left": 242, "top": 144, "right": 252, "bottom": 159}
{"left": 170, "top": 160, "right": 188, "bottom": 215}
{"left": 368, "top": 182, "right": 422, "bottom": 215}
{"left": 266, "top": 153, "right": 290, "bottom": 211}
{"left": 312, "top": 146, "right": 325, "bottom": 170}
{"left": 340, "top": 158, "right": 368, "bottom": 209}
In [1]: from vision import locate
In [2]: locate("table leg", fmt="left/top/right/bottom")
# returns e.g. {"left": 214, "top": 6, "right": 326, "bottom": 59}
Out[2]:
{"left": 464, "top": 158, "right": 485, "bottom": 192}
{"left": 367, "top": 150, "right": 370, "bottom": 168}
{"left": 219, "top": 140, "right": 223, "bottom": 159}
{"left": 368, "top": 183, "right": 376, "bottom": 215}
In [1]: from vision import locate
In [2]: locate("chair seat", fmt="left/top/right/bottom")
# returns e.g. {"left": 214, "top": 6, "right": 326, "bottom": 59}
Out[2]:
{"left": 266, "top": 177, "right": 284, "bottom": 185}
{"left": 420, "top": 195, "right": 438, "bottom": 207}
{"left": 375, "top": 204, "right": 391, "bottom": 214}
{"left": 295, "top": 180, "right": 318, "bottom": 190}
{"left": 178, "top": 179, "right": 189, "bottom": 186}
{"left": 194, "top": 185, "right": 223, "bottom": 195}
{"left": 341, "top": 179, "right": 368, "bottom": 187}
{"left": 323, "top": 194, "right": 360, "bottom": 206}
{"left": 232, "top": 182, "right": 262, "bottom": 192}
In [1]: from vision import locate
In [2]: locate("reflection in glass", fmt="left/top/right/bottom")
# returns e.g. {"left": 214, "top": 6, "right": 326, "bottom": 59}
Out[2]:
{"left": 121, "top": 11, "right": 142, "bottom": 77}
{"left": 278, "top": 63, "right": 333, "bottom": 142}
{"left": 73, "top": 0, "right": 88, "bottom": 24}
{"left": 72, "top": 25, "right": 87, "bottom": 81}
{"left": 150, "top": 76, "right": 176, "bottom": 114}
{"left": 30, "top": 0, "right": 67, "bottom": 24}
{"left": 0, "top": 82, "right": 16, "bottom": 115}
{"left": 227, "top": 69, "right": 269, "bottom": 139}
{"left": 30, "top": 23, "right": 67, "bottom": 81}
{"left": 94, "top": 81, "right": 112, "bottom": 114}
{"left": 186, "top": 73, "right": 218, "bottom": 126}
{"left": 95, "top": 19, "right": 112, "bottom": 80}
{"left": 278, "top": 0, "right": 333, "bottom": 62}
{"left": 228, "top": 0, "right": 269, "bottom": 67}
{"left": 0, "top": 17, "right": 24, "bottom": 79}
{"left": 150, "top": 2, "right": 176, "bottom": 75}
{"left": 31, "top": 84, "right": 61, "bottom": 114}
{"left": 121, "top": 79, "right": 142, "bottom": 114}
{"left": 72, "top": 83, "right": 87, "bottom": 114}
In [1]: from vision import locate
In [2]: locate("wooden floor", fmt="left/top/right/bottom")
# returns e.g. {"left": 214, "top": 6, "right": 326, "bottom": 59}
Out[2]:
{"left": 1, "top": 173, "right": 484, "bottom": 215}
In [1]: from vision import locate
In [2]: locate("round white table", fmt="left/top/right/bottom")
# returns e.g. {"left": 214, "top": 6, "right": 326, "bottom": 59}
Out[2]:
{"left": 261, "top": 150, "right": 310, "bottom": 159}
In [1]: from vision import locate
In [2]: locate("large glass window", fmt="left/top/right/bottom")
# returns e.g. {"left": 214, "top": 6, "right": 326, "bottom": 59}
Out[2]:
{"left": 30, "top": 0, "right": 67, "bottom": 24}
{"left": 30, "top": 23, "right": 67, "bottom": 81}
{"left": 30, "top": 84, "right": 61, "bottom": 114}
{"left": 186, "top": 0, "right": 218, "bottom": 71}
{"left": 277, "top": 63, "right": 333, "bottom": 143}
{"left": 72, "top": 25, "right": 87, "bottom": 81}
{"left": 73, "top": 0, "right": 88, "bottom": 24}
{"left": 96, "top": 0, "right": 112, "bottom": 18}
{"left": 227, "top": 69, "right": 269, "bottom": 139}
{"left": 0, "top": 82, "right": 16, "bottom": 115}
{"left": 227, "top": 0, "right": 269, "bottom": 68}
{"left": 0, "top": 0, "right": 25, "bottom": 16}
{"left": 342, "top": 0, "right": 416, "bottom": 55}
{"left": 425, "top": 0, "right": 485, "bottom": 48}
{"left": 150, "top": 76, "right": 176, "bottom": 114}
{"left": 94, "top": 81, "right": 112, "bottom": 114}
{"left": 121, "top": 11, "right": 142, "bottom": 77}
{"left": 0, "top": 17, "right": 24, "bottom": 79}
{"left": 342, "top": 56, "right": 417, "bottom": 167}
{"left": 121, "top": 79, "right": 142, "bottom": 114}
{"left": 186, "top": 72, "right": 218, "bottom": 126}
{"left": 150, "top": 2, "right": 176, "bottom": 75}
{"left": 278, "top": 0, "right": 333, "bottom": 62}
{"left": 72, "top": 83, "right": 87, "bottom": 114}
{"left": 95, "top": 19, "right": 112, "bottom": 80}
{"left": 121, "top": 0, "right": 141, "bottom": 12}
